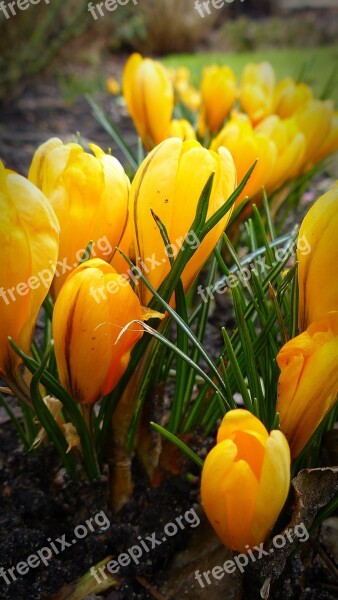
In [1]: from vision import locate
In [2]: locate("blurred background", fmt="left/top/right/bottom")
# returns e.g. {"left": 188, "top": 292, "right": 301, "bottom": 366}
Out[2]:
{"left": 0, "top": 0, "right": 337, "bottom": 173}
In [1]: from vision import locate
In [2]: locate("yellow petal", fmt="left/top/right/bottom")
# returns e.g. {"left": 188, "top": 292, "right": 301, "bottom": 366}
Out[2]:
{"left": 252, "top": 430, "right": 290, "bottom": 544}
{"left": 277, "top": 312, "right": 338, "bottom": 457}
{"left": 29, "top": 139, "right": 129, "bottom": 300}
{"left": 298, "top": 181, "right": 338, "bottom": 330}
{"left": 53, "top": 259, "right": 145, "bottom": 405}
{"left": 201, "top": 439, "right": 259, "bottom": 552}
{"left": 0, "top": 168, "right": 59, "bottom": 380}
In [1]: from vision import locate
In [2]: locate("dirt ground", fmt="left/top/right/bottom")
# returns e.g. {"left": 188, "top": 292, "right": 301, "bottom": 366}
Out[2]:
{"left": 0, "top": 56, "right": 134, "bottom": 176}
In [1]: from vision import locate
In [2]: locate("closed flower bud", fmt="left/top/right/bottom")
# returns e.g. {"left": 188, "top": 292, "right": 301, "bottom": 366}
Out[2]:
{"left": 168, "top": 119, "right": 196, "bottom": 141}
{"left": 255, "top": 115, "right": 306, "bottom": 190}
{"left": 298, "top": 182, "right": 338, "bottom": 330}
{"left": 273, "top": 78, "right": 313, "bottom": 119}
{"left": 295, "top": 99, "right": 334, "bottom": 170}
{"left": 200, "top": 65, "right": 237, "bottom": 133}
{"left": 211, "top": 114, "right": 277, "bottom": 205}
{"left": 179, "top": 85, "right": 201, "bottom": 112}
{"left": 29, "top": 139, "right": 129, "bottom": 299}
{"left": 129, "top": 137, "right": 236, "bottom": 306}
{"left": 53, "top": 259, "right": 161, "bottom": 405}
{"left": 123, "top": 53, "right": 174, "bottom": 150}
{"left": 240, "top": 62, "right": 275, "bottom": 124}
{"left": 311, "top": 110, "right": 338, "bottom": 165}
{"left": 277, "top": 312, "right": 338, "bottom": 458}
{"left": 201, "top": 409, "right": 290, "bottom": 552}
{"left": 0, "top": 162, "right": 59, "bottom": 382}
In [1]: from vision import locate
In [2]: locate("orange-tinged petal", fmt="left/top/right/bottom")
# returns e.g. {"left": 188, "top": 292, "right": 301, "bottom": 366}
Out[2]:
{"left": 201, "top": 439, "right": 259, "bottom": 551}
{"left": 217, "top": 409, "right": 268, "bottom": 482}
{"left": 53, "top": 259, "right": 145, "bottom": 405}
{"left": 277, "top": 312, "right": 338, "bottom": 457}
{"left": 201, "top": 440, "right": 258, "bottom": 550}
{"left": 217, "top": 408, "right": 268, "bottom": 443}
{"left": 201, "top": 409, "right": 291, "bottom": 553}
{"left": 221, "top": 459, "right": 259, "bottom": 551}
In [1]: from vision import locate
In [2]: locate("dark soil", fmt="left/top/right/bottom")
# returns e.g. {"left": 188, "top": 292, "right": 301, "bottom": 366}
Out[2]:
{"left": 0, "top": 418, "right": 200, "bottom": 600}
{"left": 1, "top": 412, "right": 338, "bottom": 600}
{"left": 0, "top": 57, "right": 136, "bottom": 177}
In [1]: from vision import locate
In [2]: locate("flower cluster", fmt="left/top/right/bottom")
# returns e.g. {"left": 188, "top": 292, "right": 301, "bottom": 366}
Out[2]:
{"left": 1, "top": 137, "right": 236, "bottom": 405}
{"left": 0, "top": 51, "right": 337, "bottom": 561}
{"left": 120, "top": 54, "right": 338, "bottom": 208}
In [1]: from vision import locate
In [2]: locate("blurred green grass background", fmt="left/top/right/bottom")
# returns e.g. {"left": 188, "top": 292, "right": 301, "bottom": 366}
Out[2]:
{"left": 163, "top": 45, "right": 338, "bottom": 103}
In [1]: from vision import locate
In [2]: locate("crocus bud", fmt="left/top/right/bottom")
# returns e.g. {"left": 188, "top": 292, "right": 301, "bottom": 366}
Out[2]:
{"left": 201, "top": 409, "right": 290, "bottom": 552}
{"left": 298, "top": 182, "right": 338, "bottom": 331}
{"left": 53, "top": 259, "right": 161, "bottom": 405}
{"left": 311, "top": 110, "right": 338, "bottom": 165}
{"left": 277, "top": 312, "right": 338, "bottom": 458}
{"left": 273, "top": 78, "right": 313, "bottom": 119}
{"left": 295, "top": 99, "right": 334, "bottom": 170}
{"left": 240, "top": 62, "right": 275, "bottom": 124}
{"left": 255, "top": 115, "right": 305, "bottom": 190}
{"left": 29, "top": 139, "right": 129, "bottom": 299}
{"left": 123, "top": 53, "right": 174, "bottom": 150}
{"left": 199, "top": 65, "right": 237, "bottom": 133}
{"left": 179, "top": 85, "right": 201, "bottom": 112}
{"left": 168, "top": 119, "right": 196, "bottom": 141}
{"left": 129, "top": 137, "right": 236, "bottom": 305}
{"left": 0, "top": 162, "right": 59, "bottom": 382}
{"left": 211, "top": 114, "right": 276, "bottom": 205}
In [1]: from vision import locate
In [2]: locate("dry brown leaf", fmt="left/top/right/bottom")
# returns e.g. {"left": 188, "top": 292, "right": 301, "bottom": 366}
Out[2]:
{"left": 256, "top": 467, "right": 338, "bottom": 598}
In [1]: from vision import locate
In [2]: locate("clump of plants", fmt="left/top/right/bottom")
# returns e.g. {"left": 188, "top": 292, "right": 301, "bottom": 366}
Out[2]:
{"left": 1, "top": 52, "right": 337, "bottom": 597}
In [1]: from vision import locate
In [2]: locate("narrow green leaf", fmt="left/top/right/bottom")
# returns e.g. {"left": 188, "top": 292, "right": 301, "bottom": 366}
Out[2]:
{"left": 86, "top": 95, "right": 138, "bottom": 171}
{"left": 30, "top": 349, "right": 78, "bottom": 477}
{"left": 150, "top": 422, "right": 203, "bottom": 469}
